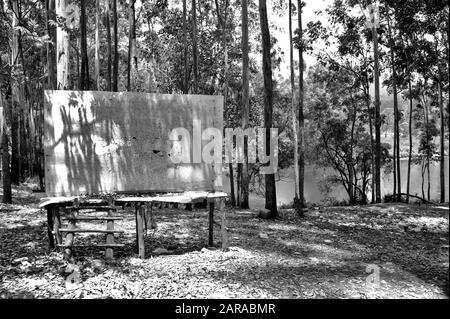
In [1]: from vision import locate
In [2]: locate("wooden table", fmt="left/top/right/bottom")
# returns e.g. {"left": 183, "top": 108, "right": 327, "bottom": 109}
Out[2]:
{"left": 40, "top": 192, "right": 228, "bottom": 259}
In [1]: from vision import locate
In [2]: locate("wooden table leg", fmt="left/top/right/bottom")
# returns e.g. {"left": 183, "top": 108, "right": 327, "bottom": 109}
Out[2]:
{"left": 46, "top": 206, "right": 55, "bottom": 250}
{"left": 105, "top": 206, "right": 115, "bottom": 260}
{"left": 53, "top": 206, "right": 62, "bottom": 249}
{"left": 136, "top": 204, "right": 145, "bottom": 258}
{"left": 64, "top": 201, "right": 77, "bottom": 263}
{"left": 220, "top": 199, "right": 229, "bottom": 251}
{"left": 208, "top": 200, "right": 215, "bottom": 247}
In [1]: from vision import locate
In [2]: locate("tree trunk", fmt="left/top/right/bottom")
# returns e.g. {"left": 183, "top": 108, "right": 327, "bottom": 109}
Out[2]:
{"left": 1, "top": 92, "right": 11, "bottom": 203}
{"left": 297, "top": 0, "right": 305, "bottom": 213}
{"left": 191, "top": 0, "right": 199, "bottom": 93}
{"left": 183, "top": 0, "right": 188, "bottom": 94}
{"left": 372, "top": 22, "right": 381, "bottom": 203}
{"left": 127, "top": 0, "right": 136, "bottom": 91}
{"left": 56, "top": 0, "right": 69, "bottom": 90}
{"left": 95, "top": 0, "right": 101, "bottom": 90}
{"left": 214, "top": 0, "right": 234, "bottom": 206}
{"left": 10, "top": 0, "right": 21, "bottom": 185}
{"left": 240, "top": 0, "right": 249, "bottom": 209}
{"left": 386, "top": 13, "right": 401, "bottom": 202}
{"left": 106, "top": 0, "right": 112, "bottom": 91}
{"left": 424, "top": 98, "right": 431, "bottom": 201}
{"left": 438, "top": 81, "right": 445, "bottom": 203}
{"left": 289, "top": 0, "right": 300, "bottom": 213}
{"left": 46, "top": 0, "right": 57, "bottom": 89}
{"left": 79, "top": 0, "right": 89, "bottom": 90}
{"left": 348, "top": 102, "right": 357, "bottom": 205}
{"left": 236, "top": 164, "right": 241, "bottom": 205}
{"left": 259, "top": 0, "right": 277, "bottom": 218}
{"left": 365, "top": 86, "right": 375, "bottom": 204}
{"left": 112, "top": 0, "right": 119, "bottom": 92}
{"left": 406, "top": 79, "right": 413, "bottom": 203}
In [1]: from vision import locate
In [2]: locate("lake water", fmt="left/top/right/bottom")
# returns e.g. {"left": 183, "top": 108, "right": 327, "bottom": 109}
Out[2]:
{"left": 221, "top": 156, "right": 449, "bottom": 208}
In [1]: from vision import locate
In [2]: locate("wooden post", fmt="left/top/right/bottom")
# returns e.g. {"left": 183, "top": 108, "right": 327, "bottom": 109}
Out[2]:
{"left": 149, "top": 203, "right": 156, "bottom": 229}
{"left": 46, "top": 206, "right": 55, "bottom": 249}
{"left": 63, "top": 200, "right": 77, "bottom": 263}
{"left": 143, "top": 204, "right": 147, "bottom": 233}
{"left": 105, "top": 206, "right": 115, "bottom": 260}
{"left": 53, "top": 206, "right": 62, "bottom": 248}
{"left": 208, "top": 200, "right": 215, "bottom": 246}
{"left": 136, "top": 204, "right": 145, "bottom": 258}
{"left": 220, "top": 199, "right": 229, "bottom": 251}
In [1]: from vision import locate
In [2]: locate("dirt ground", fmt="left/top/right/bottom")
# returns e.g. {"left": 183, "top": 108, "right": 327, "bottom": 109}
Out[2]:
{"left": 0, "top": 186, "right": 448, "bottom": 299}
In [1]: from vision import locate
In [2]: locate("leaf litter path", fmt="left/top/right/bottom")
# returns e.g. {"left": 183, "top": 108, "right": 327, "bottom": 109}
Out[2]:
{"left": 0, "top": 189, "right": 448, "bottom": 298}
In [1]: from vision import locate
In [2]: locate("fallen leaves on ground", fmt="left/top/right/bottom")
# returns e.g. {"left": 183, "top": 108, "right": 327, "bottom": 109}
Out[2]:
{"left": 0, "top": 188, "right": 448, "bottom": 299}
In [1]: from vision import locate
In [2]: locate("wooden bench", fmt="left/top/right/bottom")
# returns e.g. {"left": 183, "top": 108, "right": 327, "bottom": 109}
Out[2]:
{"left": 40, "top": 191, "right": 228, "bottom": 259}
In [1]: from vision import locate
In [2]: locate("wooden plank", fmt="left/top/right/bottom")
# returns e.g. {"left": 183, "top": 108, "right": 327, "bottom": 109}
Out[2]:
{"left": 115, "top": 197, "right": 156, "bottom": 203}
{"left": 59, "top": 229, "right": 124, "bottom": 233}
{"left": 65, "top": 205, "right": 122, "bottom": 211}
{"left": 57, "top": 244, "right": 124, "bottom": 248}
{"left": 39, "top": 197, "right": 76, "bottom": 208}
{"left": 39, "top": 197, "right": 108, "bottom": 208}
{"left": 136, "top": 205, "right": 145, "bottom": 258}
{"left": 115, "top": 192, "right": 228, "bottom": 205}
{"left": 62, "top": 216, "right": 123, "bottom": 221}
{"left": 208, "top": 201, "right": 215, "bottom": 246}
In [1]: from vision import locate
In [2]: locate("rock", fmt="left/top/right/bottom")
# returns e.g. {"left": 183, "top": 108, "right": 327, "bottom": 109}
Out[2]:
{"left": 324, "top": 239, "right": 333, "bottom": 244}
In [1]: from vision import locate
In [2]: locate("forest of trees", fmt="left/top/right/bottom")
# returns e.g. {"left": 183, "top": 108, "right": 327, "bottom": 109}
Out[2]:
{"left": 0, "top": 0, "right": 448, "bottom": 214}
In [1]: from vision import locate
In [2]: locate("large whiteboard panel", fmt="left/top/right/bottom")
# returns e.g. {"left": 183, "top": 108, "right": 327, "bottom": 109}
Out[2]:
{"left": 44, "top": 90, "right": 223, "bottom": 196}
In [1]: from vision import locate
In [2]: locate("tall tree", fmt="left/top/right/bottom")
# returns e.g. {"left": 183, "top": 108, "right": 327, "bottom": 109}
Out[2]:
{"left": 259, "top": 0, "right": 277, "bottom": 218}
{"left": 191, "top": 0, "right": 198, "bottom": 93}
{"left": 214, "top": 0, "right": 235, "bottom": 206}
{"left": 56, "top": 0, "right": 69, "bottom": 90}
{"left": 79, "top": 0, "right": 89, "bottom": 90}
{"left": 406, "top": 79, "right": 413, "bottom": 202}
{"left": 127, "top": 0, "right": 136, "bottom": 91}
{"left": 105, "top": 0, "right": 112, "bottom": 91}
{"left": 95, "top": 0, "right": 101, "bottom": 90}
{"left": 182, "top": 0, "right": 188, "bottom": 94}
{"left": 46, "top": 0, "right": 57, "bottom": 89}
{"left": 10, "top": 0, "right": 21, "bottom": 184}
{"left": 289, "top": 0, "right": 300, "bottom": 213}
{"left": 112, "top": 0, "right": 118, "bottom": 91}
{"left": 297, "top": 0, "right": 305, "bottom": 213}
{"left": 438, "top": 81, "right": 445, "bottom": 203}
{"left": 1, "top": 90, "right": 11, "bottom": 203}
{"left": 370, "top": 3, "right": 382, "bottom": 203}
{"left": 240, "top": 0, "right": 249, "bottom": 209}
{"left": 386, "top": 10, "right": 401, "bottom": 201}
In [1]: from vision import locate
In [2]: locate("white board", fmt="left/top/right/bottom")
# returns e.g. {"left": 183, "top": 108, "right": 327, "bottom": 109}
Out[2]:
{"left": 44, "top": 90, "right": 223, "bottom": 196}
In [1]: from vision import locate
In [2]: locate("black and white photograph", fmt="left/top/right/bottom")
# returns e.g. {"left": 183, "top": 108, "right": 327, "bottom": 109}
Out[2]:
{"left": 0, "top": 0, "right": 448, "bottom": 307}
